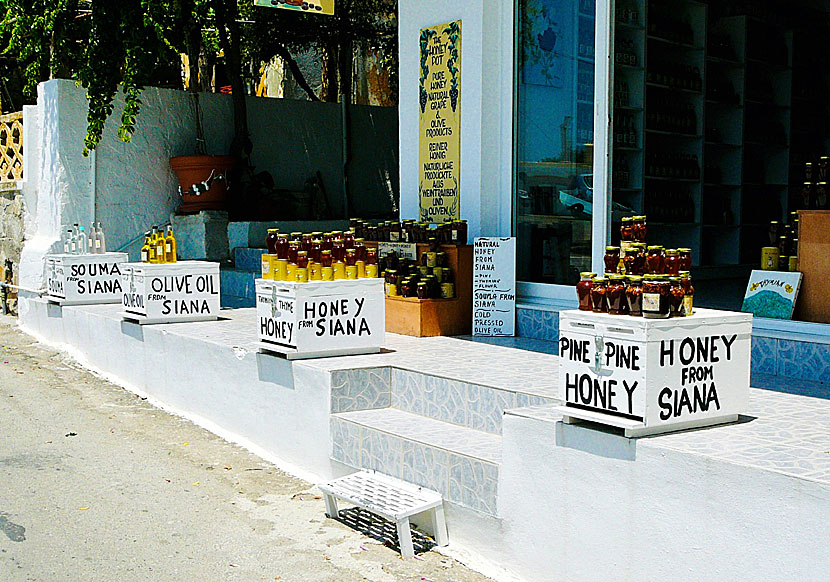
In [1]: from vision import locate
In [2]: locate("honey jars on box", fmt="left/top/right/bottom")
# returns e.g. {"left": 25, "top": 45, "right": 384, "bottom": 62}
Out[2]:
{"left": 620, "top": 217, "right": 634, "bottom": 242}
{"left": 626, "top": 275, "right": 643, "bottom": 316}
{"left": 664, "top": 249, "right": 680, "bottom": 275}
{"left": 642, "top": 275, "right": 671, "bottom": 319}
{"left": 266, "top": 229, "right": 279, "bottom": 254}
{"left": 668, "top": 276, "right": 685, "bottom": 317}
{"left": 632, "top": 215, "right": 647, "bottom": 242}
{"left": 590, "top": 277, "right": 608, "bottom": 313}
{"left": 606, "top": 275, "right": 628, "bottom": 315}
{"left": 576, "top": 272, "right": 595, "bottom": 311}
{"left": 677, "top": 248, "right": 692, "bottom": 271}
{"left": 604, "top": 246, "right": 621, "bottom": 273}
{"left": 646, "top": 246, "right": 665, "bottom": 274}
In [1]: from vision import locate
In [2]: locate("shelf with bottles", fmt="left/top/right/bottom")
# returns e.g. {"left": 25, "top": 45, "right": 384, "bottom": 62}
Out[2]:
{"left": 646, "top": 1, "right": 703, "bottom": 49}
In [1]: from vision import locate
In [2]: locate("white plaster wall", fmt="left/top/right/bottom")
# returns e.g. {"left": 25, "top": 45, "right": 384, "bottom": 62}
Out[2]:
{"left": 500, "top": 415, "right": 830, "bottom": 582}
{"left": 398, "top": 0, "right": 514, "bottom": 238}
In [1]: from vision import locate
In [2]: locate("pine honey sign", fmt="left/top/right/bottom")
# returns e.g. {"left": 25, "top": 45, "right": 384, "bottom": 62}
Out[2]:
{"left": 557, "top": 309, "right": 751, "bottom": 436}
{"left": 419, "top": 20, "right": 461, "bottom": 223}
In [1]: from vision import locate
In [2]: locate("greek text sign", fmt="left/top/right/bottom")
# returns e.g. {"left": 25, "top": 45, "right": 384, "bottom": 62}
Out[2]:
{"left": 122, "top": 262, "right": 220, "bottom": 322}
{"left": 419, "top": 20, "right": 461, "bottom": 223}
{"left": 473, "top": 237, "right": 516, "bottom": 336}
{"left": 256, "top": 279, "right": 384, "bottom": 355}
{"left": 558, "top": 310, "right": 751, "bottom": 433}
{"left": 45, "top": 253, "right": 128, "bottom": 305}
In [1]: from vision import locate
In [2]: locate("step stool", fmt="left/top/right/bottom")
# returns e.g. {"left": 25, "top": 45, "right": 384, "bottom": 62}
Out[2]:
{"left": 318, "top": 471, "right": 448, "bottom": 558}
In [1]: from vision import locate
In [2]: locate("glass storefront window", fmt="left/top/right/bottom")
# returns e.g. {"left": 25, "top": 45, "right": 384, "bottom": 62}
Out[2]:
{"left": 514, "top": 0, "right": 597, "bottom": 286}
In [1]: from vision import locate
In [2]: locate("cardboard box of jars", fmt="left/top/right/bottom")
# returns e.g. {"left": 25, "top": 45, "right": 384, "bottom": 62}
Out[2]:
{"left": 120, "top": 261, "right": 220, "bottom": 324}
{"left": 256, "top": 278, "right": 385, "bottom": 359}
{"left": 557, "top": 308, "right": 752, "bottom": 437}
{"left": 44, "top": 252, "right": 129, "bottom": 305}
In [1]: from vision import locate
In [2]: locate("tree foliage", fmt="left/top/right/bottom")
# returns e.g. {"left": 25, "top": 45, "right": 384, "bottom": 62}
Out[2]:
{"left": 1, "top": 0, "right": 396, "bottom": 155}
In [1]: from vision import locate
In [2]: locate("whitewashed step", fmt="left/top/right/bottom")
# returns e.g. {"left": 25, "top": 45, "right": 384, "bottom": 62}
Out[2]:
{"left": 331, "top": 408, "right": 501, "bottom": 516}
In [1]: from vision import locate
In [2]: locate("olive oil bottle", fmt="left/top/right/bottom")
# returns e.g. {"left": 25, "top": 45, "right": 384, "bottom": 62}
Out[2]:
{"left": 164, "top": 225, "right": 177, "bottom": 263}
{"left": 154, "top": 226, "right": 166, "bottom": 264}
{"left": 140, "top": 232, "right": 151, "bottom": 263}
{"left": 148, "top": 226, "right": 159, "bottom": 263}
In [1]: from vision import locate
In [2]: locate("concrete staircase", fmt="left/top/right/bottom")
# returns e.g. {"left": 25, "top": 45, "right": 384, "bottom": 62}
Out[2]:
{"left": 221, "top": 247, "right": 264, "bottom": 308}
{"left": 329, "top": 363, "right": 559, "bottom": 516}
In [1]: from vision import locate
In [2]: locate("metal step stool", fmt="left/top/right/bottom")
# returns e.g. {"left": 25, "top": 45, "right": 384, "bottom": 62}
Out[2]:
{"left": 318, "top": 471, "right": 448, "bottom": 558}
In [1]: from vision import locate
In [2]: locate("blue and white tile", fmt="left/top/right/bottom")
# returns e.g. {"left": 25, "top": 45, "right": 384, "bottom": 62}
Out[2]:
{"left": 330, "top": 367, "right": 390, "bottom": 413}
{"left": 391, "top": 369, "right": 426, "bottom": 415}
{"left": 330, "top": 418, "right": 362, "bottom": 468}
{"left": 777, "top": 339, "right": 830, "bottom": 384}
{"left": 466, "top": 383, "right": 517, "bottom": 434}
{"left": 751, "top": 336, "right": 777, "bottom": 376}
{"left": 234, "top": 247, "right": 267, "bottom": 272}
{"left": 517, "top": 308, "right": 559, "bottom": 343}
{"left": 448, "top": 454, "right": 499, "bottom": 515}
{"left": 402, "top": 442, "right": 449, "bottom": 496}
{"left": 364, "top": 429, "right": 404, "bottom": 478}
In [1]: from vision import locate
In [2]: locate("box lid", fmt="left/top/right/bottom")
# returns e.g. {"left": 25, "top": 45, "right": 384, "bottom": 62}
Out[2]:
{"left": 49, "top": 252, "right": 129, "bottom": 263}
{"left": 255, "top": 278, "right": 383, "bottom": 298}
{"left": 561, "top": 308, "right": 752, "bottom": 329}
{"left": 122, "top": 260, "right": 219, "bottom": 275}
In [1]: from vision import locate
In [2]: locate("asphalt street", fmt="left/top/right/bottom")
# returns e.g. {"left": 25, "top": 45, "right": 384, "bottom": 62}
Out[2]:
{"left": 0, "top": 315, "right": 492, "bottom": 582}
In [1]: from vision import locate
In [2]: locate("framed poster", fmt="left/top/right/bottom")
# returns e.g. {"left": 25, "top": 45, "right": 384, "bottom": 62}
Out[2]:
{"left": 418, "top": 20, "right": 461, "bottom": 223}
{"left": 741, "top": 270, "right": 802, "bottom": 320}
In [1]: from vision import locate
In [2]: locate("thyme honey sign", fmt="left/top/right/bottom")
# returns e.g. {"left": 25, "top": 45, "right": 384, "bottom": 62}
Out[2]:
{"left": 419, "top": 20, "right": 461, "bottom": 223}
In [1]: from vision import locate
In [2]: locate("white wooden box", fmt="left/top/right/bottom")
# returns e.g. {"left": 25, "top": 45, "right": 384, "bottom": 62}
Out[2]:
{"left": 557, "top": 309, "right": 752, "bottom": 437}
{"left": 121, "top": 261, "right": 220, "bottom": 324}
{"left": 256, "top": 278, "right": 385, "bottom": 359}
{"left": 44, "top": 253, "right": 129, "bottom": 305}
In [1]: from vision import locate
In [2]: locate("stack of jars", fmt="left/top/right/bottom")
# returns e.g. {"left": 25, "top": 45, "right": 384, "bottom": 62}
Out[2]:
{"left": 381, "top": 250, "right": 455, "bottom": 299}
{"left": 260, "top": 229, "right": 380, "bottom": 282}
{"left": 352, "top": 218, "right": 468, "bottom": 245}
{"left": 577, "top": 271, "right": 694, "bottom": 318}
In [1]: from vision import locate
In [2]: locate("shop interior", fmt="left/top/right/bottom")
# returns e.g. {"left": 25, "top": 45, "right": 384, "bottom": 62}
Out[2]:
{"left": 515, "top": 0, "right": 830, "bottom": 316}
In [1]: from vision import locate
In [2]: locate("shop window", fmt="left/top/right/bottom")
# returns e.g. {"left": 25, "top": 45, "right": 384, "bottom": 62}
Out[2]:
{"left": 514, "top": 0, "right": 598, "bottom": 286}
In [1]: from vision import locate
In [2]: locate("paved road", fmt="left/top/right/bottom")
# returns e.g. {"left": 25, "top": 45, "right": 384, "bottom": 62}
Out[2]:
{"left": 0, "top": 316, "right": 492, "bottom": 582}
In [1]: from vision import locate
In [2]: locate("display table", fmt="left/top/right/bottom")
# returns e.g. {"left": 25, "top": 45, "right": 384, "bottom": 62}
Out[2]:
{"left": 367, "top": 242, "right": 472, "bottom": 337}
{"left": 557, "top": 308, "right": 752, "bottom": 437}
{"left": 120, "top": 261, "right": 220, "bottom": 324}
{"left": 44, "top": 252, "right": 129, "bottom": 305}
{"left": 256, "top": 278, "right": 385, "bottom": 359}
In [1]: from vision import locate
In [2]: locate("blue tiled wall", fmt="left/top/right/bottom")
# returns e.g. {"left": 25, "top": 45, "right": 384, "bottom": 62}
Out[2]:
{"left": 235, "top": 247, "right": 266, "bottom": 273}
{"left": 516, "top": 307, "right": 559, "bottom": 346}
{"left": 220, "top": 268, "right": 256, "bottom": 308}
{"left": 752, "top": 336, "right": 830, "bottom": 385}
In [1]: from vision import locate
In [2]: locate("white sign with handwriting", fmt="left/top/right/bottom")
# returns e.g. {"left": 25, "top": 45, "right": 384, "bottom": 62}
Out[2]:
{"left": 473, "top": 237, "right": 516, "bottom": 336}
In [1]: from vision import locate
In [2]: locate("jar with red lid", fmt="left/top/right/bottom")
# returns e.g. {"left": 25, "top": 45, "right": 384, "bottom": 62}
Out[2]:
{"left": 677, "top": 248, "right": 692, "bottom": 271}
{"left": 620, "top": 217, "right": 634, "bottom": 241}
{"left": 576, "top": 272, "right": 596, "bottom": 311}
{"left": 266, "top": 229, "right": 279, "bottom": 254}
{"left": 604, "top": 246, "right": 621, "bottom": 274}
{"left": 275, "top": 234, "right": 289, "bottom": 260}
{"left": 626, "top": 276, "right": 643, "bottom": 316}
{"left": 664, "top": 249, "right": 680, "bottom": 275}
{"left": 632, "top": 215, "right": 647, "bottom": 242}
{"left": 645, "top": 246, "right": 664, "bottom": 274}
{"left": 642, "top": 275, "right": 671, "bottom": 318}
{"left": 668, "top": 277, "right": 685, "bottom": 316}
{"left": 591, "top": 278, "right": 608, "bottom": 312}
{"left": 606, "top": 275, "right": 628, "bottom": 315}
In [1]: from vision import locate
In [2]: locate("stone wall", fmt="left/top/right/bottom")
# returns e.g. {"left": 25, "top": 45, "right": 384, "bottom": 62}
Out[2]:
{"left": 0, "top": 187, "right": 24, "bottom": 313}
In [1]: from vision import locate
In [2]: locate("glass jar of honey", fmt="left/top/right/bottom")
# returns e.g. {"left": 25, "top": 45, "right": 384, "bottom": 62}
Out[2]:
{"left": 668, "top": 276, "right": 685, "bottom": 316}
{"left": 642, "top": 275, "right": 671, "bottom": 318}
{"left": 646, "top": 245, "right": 664, "bottom": 274}
{"left": 576, "top": 272, "right": 596, "bottom": 311}
{"left": 632, "top": 215, "right": 647, "bottom": 242}
{"left": 344, "top": 248, "right": 357, "bottom": 266}
{"left": 320, "top": 250, "right": 333, "bottom": 268}
{"left": 287, "top": 240, "right": 300, "bottom": 265}
{"left": 679, "top": 271, "right": 694, "bottom": 316}
{"left": 604, "top": 246, "right": 621, "bottom": 274}
{"left": 664, "top": 249, "right": 680, "bottom": 275}
{"left": 296, "top": 250, "right": 309, "bottom": 270}
{"left": 626, "top": 276, "right": 643, "bottom": 316}
{"left": 275, "top": 234, "right": 289, "bottom": 260}
{"left": 630, "top": 243, "right": 647, "bottom": 275}
{"left": 677, "top": 247, "right": 692, "bottom": 271}
{"left": 620, "top": 217, "right": 634, "bottom": 241}
{"left": 590, "top": 277, "right": 608, "bottom": 313}
{"left": 606, "top": 275, "right": 628, "bottom": 315}
{"left": 266, "top": 229, "right": 279, "bottom": 254}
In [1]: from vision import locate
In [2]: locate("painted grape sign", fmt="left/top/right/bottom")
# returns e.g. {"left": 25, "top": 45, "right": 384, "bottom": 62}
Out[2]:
{"left": 418, "top": 20, "right": 462, "bottom": 223}
{"left": 254, "top": 0, "right": 334, "bottom": 15}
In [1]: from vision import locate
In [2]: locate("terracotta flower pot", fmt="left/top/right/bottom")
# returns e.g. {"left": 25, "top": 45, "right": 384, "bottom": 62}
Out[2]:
{"left": 171, "top": 155, "right": 235, "bottom": 214}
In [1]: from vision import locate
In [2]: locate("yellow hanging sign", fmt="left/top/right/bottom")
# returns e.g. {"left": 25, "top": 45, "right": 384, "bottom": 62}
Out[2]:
{"left": 419, "top": 20, "right": 461, "bottom": 223}
{"left": 254, "top": 0, "right": 334, "bottom": 15}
